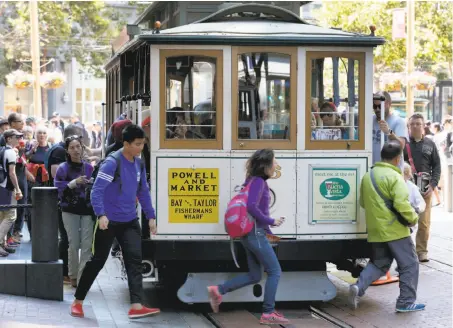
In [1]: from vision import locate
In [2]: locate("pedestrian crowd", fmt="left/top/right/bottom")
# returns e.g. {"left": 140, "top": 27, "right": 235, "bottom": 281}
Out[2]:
{"left": 0, "top": 112, "right": 102, "bottom": 258}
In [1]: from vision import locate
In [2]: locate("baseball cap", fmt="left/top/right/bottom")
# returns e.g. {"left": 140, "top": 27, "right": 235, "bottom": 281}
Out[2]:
{"left": 0, "top": 119, "right": 8, "bottom": 126}
{"left": 3, "top": 129, "right": 24, "bottom": 138}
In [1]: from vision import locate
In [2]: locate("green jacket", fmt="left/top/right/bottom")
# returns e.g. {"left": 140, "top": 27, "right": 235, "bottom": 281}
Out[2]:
{"left": 360, "top": 162, "right": 418, "bottom": 243}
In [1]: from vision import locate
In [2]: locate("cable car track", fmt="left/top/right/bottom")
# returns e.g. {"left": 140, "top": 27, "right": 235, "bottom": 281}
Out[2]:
{"left": 203, "top": 306, "right": 352, "bottom": 328}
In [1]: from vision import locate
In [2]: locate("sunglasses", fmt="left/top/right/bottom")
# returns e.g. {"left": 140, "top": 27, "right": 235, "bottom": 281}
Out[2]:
{"left": 373, "top": 103, "right": 382, "bottom": 110}
{"left": 65, "top": 135, "right": 82, "bottom": 142}
{"left": 320, "top": 113, "right": 333, "bottom": 118}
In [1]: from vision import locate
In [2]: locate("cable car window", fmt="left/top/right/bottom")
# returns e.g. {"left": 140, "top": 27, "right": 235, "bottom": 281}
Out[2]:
{"left": 159, "top": 50, "right": 223, "bottom": 150}
{"left": 306, "top": 52, "right": 365, "bottom": 150}
{"left": 237, "top": 53, "right": 290, "bottom": 140}
{"left": 232, "top": 48, "right": 297, "bottom": 150}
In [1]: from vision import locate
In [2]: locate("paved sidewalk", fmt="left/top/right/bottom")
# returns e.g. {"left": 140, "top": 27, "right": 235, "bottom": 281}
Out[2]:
{"left": 0, "top": 230, "right": 211, "bottom": 328}
{"left": 324, "top": 207, "right": 453, "bottom": 328}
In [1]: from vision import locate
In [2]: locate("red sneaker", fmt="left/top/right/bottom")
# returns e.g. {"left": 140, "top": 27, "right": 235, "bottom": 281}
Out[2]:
{"left": 70, "top": 303, "right": 84, "bottom": 318}
{"left": 128, "top": 306, "right": 160, "bottom": 319}
{"left": 207, "top": 286, "right": 222, "bottom": 313}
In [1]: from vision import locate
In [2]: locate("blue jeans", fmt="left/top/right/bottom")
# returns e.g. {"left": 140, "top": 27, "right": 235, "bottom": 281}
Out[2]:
{"left": 218, "top": 228, "right": 281, "bottom": 314}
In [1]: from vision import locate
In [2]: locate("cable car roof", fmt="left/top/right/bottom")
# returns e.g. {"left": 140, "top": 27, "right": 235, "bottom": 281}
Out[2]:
{"left": 138, "top": 3, "right": 385, "bottom": 47}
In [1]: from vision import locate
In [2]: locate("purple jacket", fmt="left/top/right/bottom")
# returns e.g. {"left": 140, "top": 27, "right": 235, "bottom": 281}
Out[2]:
{"left": 54, "top": 161, "right": 94, "bottom": 215}
{"left": 246, "top": 177, "right": 275, "bottom": 234}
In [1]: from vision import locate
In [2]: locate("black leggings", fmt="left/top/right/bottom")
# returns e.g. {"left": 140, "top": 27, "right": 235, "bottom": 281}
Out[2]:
{"left": 75, "top": 218, "right": 143, "bottom": 304}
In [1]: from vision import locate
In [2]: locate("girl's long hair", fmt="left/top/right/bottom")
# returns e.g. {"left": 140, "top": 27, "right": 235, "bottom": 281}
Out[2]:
{"left": 245, "top": 148, "right": 274, "bottom": 180}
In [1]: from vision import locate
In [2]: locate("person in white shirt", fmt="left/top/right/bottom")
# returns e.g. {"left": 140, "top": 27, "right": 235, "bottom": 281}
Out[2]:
{"left": 403, "top": 162, "right": 426, "bottom": 217}
{"left": 0, "top": 129, "right": 24, "bottom": 256}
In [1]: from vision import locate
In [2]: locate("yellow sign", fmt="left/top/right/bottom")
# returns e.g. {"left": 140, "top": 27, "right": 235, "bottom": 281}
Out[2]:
{"left": 168, "top": 168, "right": 219, "bottom": 223}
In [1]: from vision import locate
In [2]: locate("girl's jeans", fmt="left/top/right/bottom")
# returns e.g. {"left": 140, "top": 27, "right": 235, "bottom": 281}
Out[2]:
{"left": 218, "top": 228, "right": 282, "bottom": 314}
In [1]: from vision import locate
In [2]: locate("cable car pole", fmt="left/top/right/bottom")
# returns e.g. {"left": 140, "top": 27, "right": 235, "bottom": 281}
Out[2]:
{"left": 30, "top": 0, "right": 42, "bottom": 118}
{"left": 406, "top": 0, "right": 415, "bottom": 118}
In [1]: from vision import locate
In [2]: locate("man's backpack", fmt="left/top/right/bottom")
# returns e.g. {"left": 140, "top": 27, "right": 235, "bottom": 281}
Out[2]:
{"left": 445, "top": 132, "right": 453, "bottom": 159}
{"left": 224, "top": 178, "right": 256, "bottom": 268}
{"left": 0, "top": 146, "right": 15, "bottom": 191}
{"left": 44, "top": 141, "right": 64, "bottom": 175}
{"left": 85, "top": 149, "right": 144, "bottom": 204}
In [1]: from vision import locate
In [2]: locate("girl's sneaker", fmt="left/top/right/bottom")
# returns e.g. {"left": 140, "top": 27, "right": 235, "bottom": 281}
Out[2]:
{"left": 260, "top": 311, "right": 290, "bottom": 325}
{"left": 207, "top": 286, "right": 222, "bottom": 313}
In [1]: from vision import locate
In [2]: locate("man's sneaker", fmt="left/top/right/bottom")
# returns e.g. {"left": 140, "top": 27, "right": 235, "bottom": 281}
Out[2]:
{"left": 396, "top": 303, "right": 426, "bottom": 313}
{"left": 418, "top": 253, "right": 429, "bottom": 262}
{"left": 7, "top": 237, "right": 19, "bottom": 247}
{"left": 0, "top": 247, "right": 9, "bottom": 257}
{"left": 207, "top": 286, "right": 222, "bottom": 313}
{"left": 8, "top": 235, "right": 20, "bottom": 243}
{"left": 4, "top": 246, "right": 16, "bottom": 254}
{"left": 128, "top": 306, "right": 160, "bottom": 319}
{"left": 70, "top": 303, "right": 84, "bottom": 318}
{"left": 348, "top": 285, "right": 360, "bottom": 310}
{"left": 260, "top": 311, "right": 290, "bottom": 325}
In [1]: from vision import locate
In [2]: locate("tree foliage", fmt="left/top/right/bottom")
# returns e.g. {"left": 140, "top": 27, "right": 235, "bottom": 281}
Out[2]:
{"left": 0, "top": 1, "right": 127, "bottom": 82}
{"left": 314, "top": 1, "right": 452, "bottom": 77}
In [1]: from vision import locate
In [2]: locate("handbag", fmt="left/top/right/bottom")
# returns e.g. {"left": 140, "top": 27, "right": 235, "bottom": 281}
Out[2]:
{"left": 62, "top": 163, "right": 93, "bottom": 215}
{"left": 405, "top": 142, "right": 431, "bottom": 193}
{"left": 370, "top": 169, "right": 412, "bottom": 227}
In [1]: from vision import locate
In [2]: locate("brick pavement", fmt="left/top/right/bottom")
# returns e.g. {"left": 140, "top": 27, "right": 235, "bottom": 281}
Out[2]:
{"left": 323, "top": 207, "right": 453, "bottom": 328}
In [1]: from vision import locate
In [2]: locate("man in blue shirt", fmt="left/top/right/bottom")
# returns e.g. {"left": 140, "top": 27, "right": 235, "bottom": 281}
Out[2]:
{"left": 71, "top": 124, "right": 160, "bottom": 320}
{"left": 372, "top": 91, "right": 408, "bottom": 172}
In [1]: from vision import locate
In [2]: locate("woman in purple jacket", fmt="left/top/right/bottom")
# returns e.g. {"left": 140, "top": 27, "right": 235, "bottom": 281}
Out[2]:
{"left": 54, "top": 136, "right": 94, "bottom": 288}
{"left": 208, "top": 149, "right": 288, "bottom": 325}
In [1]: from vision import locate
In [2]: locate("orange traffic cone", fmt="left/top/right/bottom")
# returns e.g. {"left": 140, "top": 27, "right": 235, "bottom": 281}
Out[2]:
{"left": 371, "top": 271, "right": 399, "bottom": 286}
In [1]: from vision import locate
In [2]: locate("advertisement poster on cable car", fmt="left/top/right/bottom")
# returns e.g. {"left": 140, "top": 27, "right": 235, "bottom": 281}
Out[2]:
{"left": 168, "top": 168, "right": 219, "bottom": 223}
{"left": 310, "top": 168, "right": 358, "bottom": 224}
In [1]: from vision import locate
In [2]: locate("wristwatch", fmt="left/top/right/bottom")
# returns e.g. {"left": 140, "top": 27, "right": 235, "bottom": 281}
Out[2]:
{"left": 388, "top": 129, "right": 393, "bottom": 135}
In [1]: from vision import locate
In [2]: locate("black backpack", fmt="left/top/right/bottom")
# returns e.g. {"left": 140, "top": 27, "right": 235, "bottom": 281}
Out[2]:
{"left": 445, "top": 132, "right": 453, "bottom": 159}
{"left": 85, "top": 149, "right": 144, "bottom": 204}
{"left": 0, "top": 146, "right": 16, "bottom": 191}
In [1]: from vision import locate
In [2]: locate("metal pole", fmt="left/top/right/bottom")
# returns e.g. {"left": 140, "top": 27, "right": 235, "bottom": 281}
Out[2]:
{"left": 406, "top": 0, "right": 415, "bottom": 117}
{"left": 29, "top": 0, "right": 42, "bottom": 118}
{"left": 101, "top": 102, "right": 106, "bottom": 158}
{"left": 381, "top": 101, "right": 385, "bottom": 149}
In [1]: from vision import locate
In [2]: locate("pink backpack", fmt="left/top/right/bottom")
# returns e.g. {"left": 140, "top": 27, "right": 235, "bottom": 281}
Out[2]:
{"left": 224, "top": 180, "right": 255, "bottom": 238}
{"left": 225, "top": 179, "right": 255, "bottom": 267}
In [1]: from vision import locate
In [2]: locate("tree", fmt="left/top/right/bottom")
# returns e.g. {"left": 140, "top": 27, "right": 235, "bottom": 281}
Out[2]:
{"left": 0, "top": 1, "right": 127, "bottom": 82}
{"left": 314, "top": 1, "right": 452, "bottom": 77}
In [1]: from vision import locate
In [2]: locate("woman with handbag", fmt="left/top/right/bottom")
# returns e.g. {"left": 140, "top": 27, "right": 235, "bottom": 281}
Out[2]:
{"left": 54, "top": 135, "right": 94, "bottom": 288}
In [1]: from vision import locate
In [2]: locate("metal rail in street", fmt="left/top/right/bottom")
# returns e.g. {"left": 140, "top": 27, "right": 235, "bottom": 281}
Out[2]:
{"left": 203, "top": 306, "right": 353, "bottom": 328}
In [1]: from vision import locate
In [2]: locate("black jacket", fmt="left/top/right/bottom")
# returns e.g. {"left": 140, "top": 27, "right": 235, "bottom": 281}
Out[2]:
{"left": 403, "top": 137, "right": 441, "bottom": 188}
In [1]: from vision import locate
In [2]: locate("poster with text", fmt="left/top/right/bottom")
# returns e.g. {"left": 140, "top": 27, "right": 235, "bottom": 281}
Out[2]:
{"left": 168, "top": 168, "right": 219, "bottom": 223}
{"left": 311, "top": 168, "right": 358, "bottom": 223}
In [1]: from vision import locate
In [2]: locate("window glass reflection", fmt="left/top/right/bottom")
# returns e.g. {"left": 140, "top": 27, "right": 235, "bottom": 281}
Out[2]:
{"left": 310, "top": 57, "right": 359, "bottom": 141}
{"left": 165, "top": 56, "right": 217, "bottom": 140}
{"left": 237, "top": 53, "right": 291, "bottom": 140}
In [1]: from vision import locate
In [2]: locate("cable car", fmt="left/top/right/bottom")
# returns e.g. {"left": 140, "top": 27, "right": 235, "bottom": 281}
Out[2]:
{"left": 104, "top": 3, "right": 385, "bottom": 304}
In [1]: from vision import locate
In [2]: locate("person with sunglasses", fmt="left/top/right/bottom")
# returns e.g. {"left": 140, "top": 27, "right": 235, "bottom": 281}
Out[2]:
{"left": 54, "top": 135, "right": 94, "bottom": 288}
{"left": 372, "top": 91, "right": 408, "bottom": 172}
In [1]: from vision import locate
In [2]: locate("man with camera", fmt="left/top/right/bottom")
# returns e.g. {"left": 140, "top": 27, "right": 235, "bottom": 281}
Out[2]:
{"left": 404, "top": 113, "right": 441, "bottom": 263}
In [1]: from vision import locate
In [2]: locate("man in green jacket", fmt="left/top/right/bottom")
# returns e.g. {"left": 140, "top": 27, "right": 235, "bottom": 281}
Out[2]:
{"left": 349, "top": 141, "right": 425, "bottom": 313}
